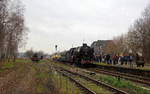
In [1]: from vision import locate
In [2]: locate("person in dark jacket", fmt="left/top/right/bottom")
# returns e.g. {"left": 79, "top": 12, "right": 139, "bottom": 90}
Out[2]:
{"left": 112, "top": 54, "right": 119, "bottom": 65}
{"left": 120, "top": 56, "right": 124, "bottom": 65}
{"left": 106, "top": 54, "right": 111, "bottom": 64}
{"left": 135, "top": 53, "right": 145, "bottom": 67}
{"left": 128, "top": 54, "right": 133, "bottom": 67}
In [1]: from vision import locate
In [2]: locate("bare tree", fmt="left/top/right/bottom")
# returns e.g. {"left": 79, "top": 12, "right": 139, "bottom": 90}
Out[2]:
{"left": 91, "top": 3, "right": 150, "bottom": 64}
{"left": 0, "top": 0, "right": 9, "bottom": 61}
{"left": 25, "top": 49, "right": 34, "bottom": 58}
{"left": 0, "top": 0, "right": 27, "bottom": 62}
{"left": 126, "top": 4, "right": 150, "bottom": 63}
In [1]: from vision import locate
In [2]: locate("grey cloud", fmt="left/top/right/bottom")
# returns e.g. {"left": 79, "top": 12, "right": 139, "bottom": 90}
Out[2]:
{"left": 21, "top": 0, "right": 149, "bottom": 54}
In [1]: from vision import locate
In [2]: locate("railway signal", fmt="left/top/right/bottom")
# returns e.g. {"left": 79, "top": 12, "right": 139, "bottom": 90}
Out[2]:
{"left": 55, "top": 45, "right": 58, "bottom": 52}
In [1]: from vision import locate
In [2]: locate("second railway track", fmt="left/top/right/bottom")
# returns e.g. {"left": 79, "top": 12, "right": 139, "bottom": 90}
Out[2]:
{"left": 88, "top": 68, "right": 150, "bottom": 86}
{"left": 56, "top": 66, "right": 128, "bottom": 94}
{"left": 56, "top": 61, "right": 150, "bottom": 86}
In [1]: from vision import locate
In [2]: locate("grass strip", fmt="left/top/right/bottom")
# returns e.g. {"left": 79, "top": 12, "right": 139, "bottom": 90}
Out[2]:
{"left": 50, "top": 61, "right": 150, "bottom": 94}
{"left": 82, "top": 71, "right": 150, "bottom": 94}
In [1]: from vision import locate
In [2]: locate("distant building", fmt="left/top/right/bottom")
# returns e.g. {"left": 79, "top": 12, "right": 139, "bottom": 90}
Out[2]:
{"left": 91, "top": 40, "right": 113, "bottom": 55}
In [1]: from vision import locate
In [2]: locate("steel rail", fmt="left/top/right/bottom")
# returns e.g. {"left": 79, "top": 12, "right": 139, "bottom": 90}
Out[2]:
{"left": 58, "top": 67, "right": 128, "bottom": 94}
{"left": 57, "top": 70, "right": 97, "bottom": 94}
{"left": 92, "top": 69, "right": 150, "bottom": 86}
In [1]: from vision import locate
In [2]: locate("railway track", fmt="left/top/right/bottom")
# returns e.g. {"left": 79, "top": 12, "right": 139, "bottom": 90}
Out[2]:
{"left": 49, "top": 64, "right": 96, "bottom": 94}
{"left": 57, "top": 70, "right": 97, "bottom": 94}
{"left": 56, "top": 67, "right": 128, "bottom": 94}
{"left": 56, "top": 61, "right": 150, "bottom": 86}
{"left": 94, "top": 64, "right": 150, "bottom": 78}
{"left": 89, "top": 68, "right": 150, "bottom": 86}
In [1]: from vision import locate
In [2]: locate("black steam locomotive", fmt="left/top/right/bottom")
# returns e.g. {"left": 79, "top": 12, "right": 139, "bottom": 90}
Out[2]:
{"left": 59, "top": 43, "right": 94, "bottom": 65}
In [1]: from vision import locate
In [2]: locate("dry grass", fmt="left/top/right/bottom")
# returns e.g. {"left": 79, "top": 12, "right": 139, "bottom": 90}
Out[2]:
{"left": 0, "top": 59, "right": 61, "bottom": 94}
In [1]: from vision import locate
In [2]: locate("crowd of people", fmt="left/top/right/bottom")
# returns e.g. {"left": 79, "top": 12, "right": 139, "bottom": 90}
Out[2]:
{"left": 94, "top": 53, "right": 145, "bottom": 67}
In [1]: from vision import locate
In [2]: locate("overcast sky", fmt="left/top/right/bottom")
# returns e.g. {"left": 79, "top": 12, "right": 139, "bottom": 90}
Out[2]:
{"left": 21, "top": 0, "right": 149, "bottom": 54}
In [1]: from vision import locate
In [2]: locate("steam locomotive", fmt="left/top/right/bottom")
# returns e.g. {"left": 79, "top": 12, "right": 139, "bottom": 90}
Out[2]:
{"left": 58, "top": 43, "right": 94, "bottom": 65}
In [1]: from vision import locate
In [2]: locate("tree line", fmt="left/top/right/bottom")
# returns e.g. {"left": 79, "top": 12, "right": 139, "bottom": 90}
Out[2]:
{"left": 25, "top": 49, "right": 49, "bottom": 58}
{"left": 103, "top": 4, "right": 150, "bottom": 63}
{"left": 0, "top": 0, "right": 27, "bottom": 62}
